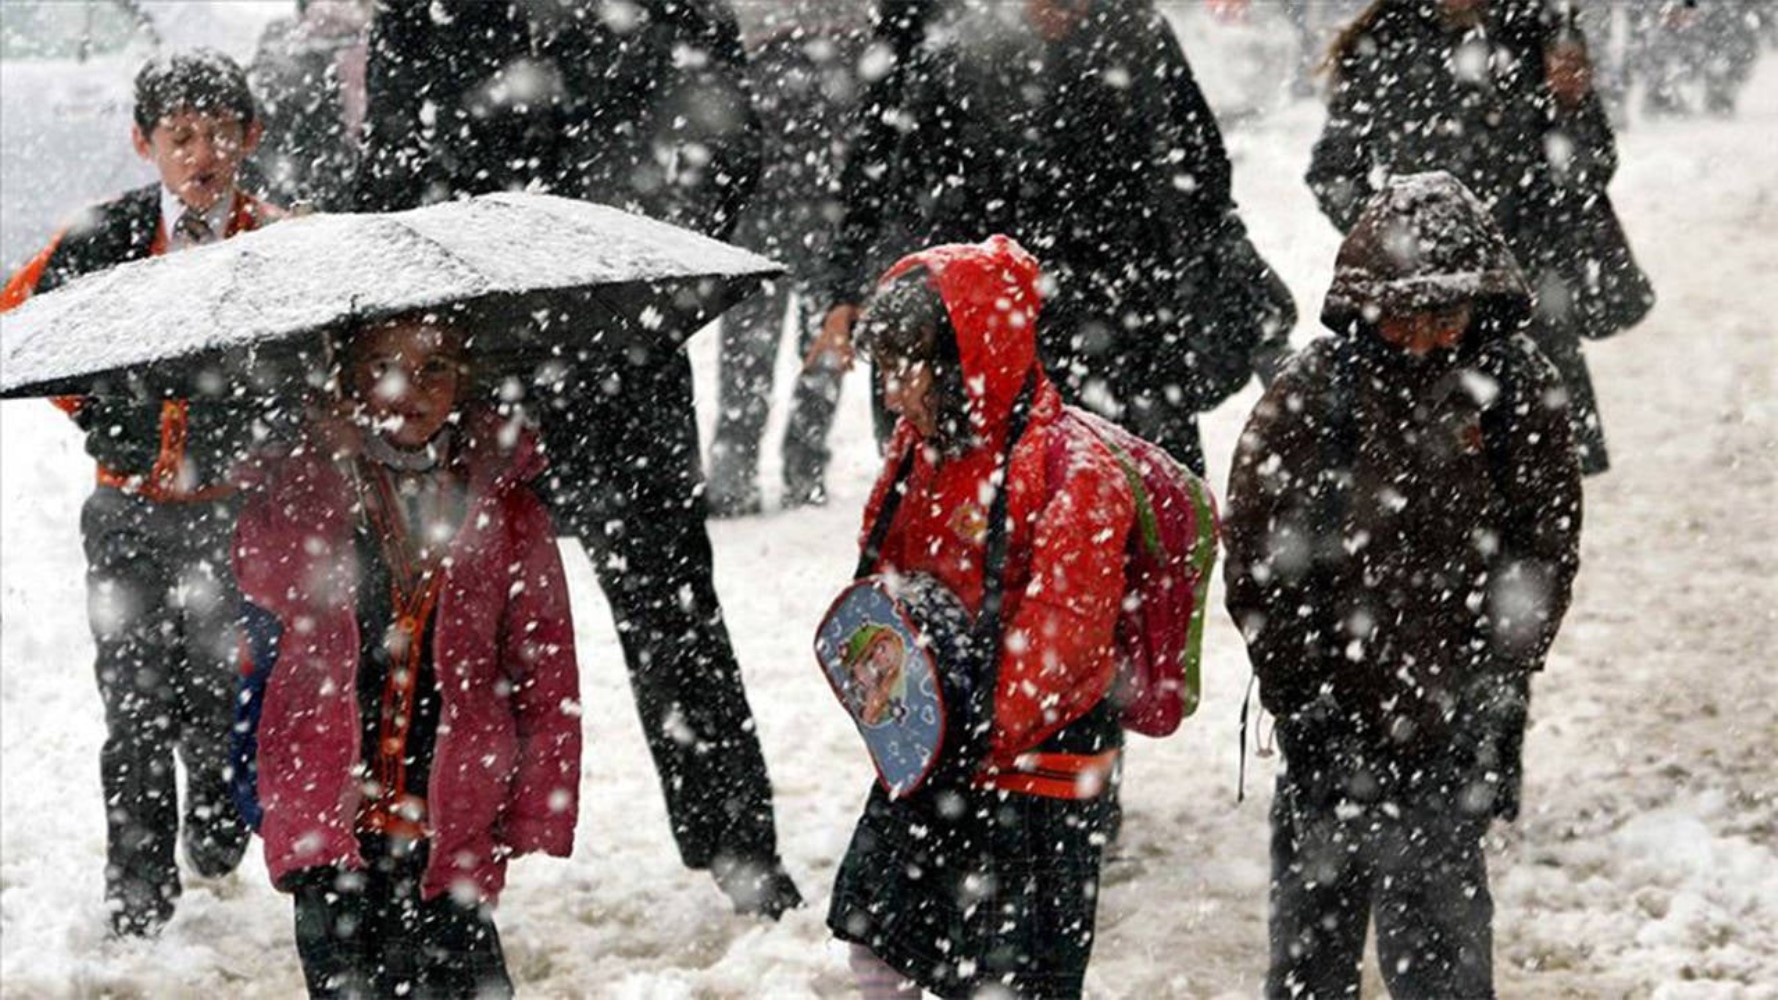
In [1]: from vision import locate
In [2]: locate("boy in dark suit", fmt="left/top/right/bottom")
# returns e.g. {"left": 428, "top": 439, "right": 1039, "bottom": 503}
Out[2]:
{"left": 2, "top": 50, "right": 284, "bottom": 937}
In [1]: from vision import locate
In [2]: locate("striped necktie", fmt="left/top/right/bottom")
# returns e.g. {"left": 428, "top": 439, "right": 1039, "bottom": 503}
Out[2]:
{"left": 175, "top": 211, "right": 214, "bottom": 246}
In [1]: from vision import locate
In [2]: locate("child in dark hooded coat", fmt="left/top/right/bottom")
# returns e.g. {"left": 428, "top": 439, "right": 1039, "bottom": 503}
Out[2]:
{"left": 1224, "top": 172, "right": 1582, "bottom": 999}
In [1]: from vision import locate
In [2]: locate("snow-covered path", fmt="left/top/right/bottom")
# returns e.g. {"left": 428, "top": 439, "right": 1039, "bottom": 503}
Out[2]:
{"left": 3, "top": 62, "right": 1773, "bottom": 1000}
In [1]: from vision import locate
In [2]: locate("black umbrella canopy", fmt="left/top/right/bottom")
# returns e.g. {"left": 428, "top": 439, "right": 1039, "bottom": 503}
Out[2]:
{"left": 0, "top": 193, "right": 783, "bottom": 400}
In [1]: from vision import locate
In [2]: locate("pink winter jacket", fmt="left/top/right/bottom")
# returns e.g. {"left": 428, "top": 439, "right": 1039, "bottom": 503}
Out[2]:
{"left": 233, "top": 406, "right": 581, "bottom": 904}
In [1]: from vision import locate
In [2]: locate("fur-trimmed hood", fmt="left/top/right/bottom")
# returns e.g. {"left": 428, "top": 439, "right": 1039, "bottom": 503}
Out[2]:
{"left": 1321, "top": 171, "right": 1533, "bottom": 342}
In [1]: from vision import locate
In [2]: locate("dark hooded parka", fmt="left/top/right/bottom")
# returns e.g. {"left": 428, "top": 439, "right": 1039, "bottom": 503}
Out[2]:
{"left": 823, "top": 0, "right": 1293, "bottom": 474}
{"left": 1225, "top": 171, "right": 1582, "bottom": 998}
{"left": 1227, "top": 170, "right": 1581, "bottom": 810}
{"left": 1308, "top": 0, "right": 1640, "bottom": 475}
{"left": 355, "top": 0, "right": 801, "bottom": 914}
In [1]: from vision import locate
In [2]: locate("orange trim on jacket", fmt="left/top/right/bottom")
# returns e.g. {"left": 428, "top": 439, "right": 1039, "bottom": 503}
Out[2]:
{"left": 3, "top": 190, "right": 284, "bottom": 502}
{"left": 976, "top": 749, "right": 1121, "bottom": 800}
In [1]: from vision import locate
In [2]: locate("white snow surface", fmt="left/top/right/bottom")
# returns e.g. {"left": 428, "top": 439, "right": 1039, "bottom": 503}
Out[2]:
{"left": 0, "top": 194, "right": 781, "bottom": 396}
{"left": 3, "top": 57, "right": 1775, "bottom": 1000}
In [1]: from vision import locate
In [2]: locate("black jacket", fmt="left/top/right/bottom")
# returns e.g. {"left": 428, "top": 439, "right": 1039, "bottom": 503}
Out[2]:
{"left": 21, "top": 186, "right": 269, "bottom": 487}
{"left": 356, "top": 0, "right": 761, "bottom": 241}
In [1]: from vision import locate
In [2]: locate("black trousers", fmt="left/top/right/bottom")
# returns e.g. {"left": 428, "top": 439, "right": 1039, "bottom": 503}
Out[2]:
{"left": 1266, "top": 772, "right": 1496, "bottom": 1000}
{"left": 709, "top": 276, "right": 841, "bottom": 506}
{"left": 290, "top": 836, "right": 511, "bottom": 999}
{"left": 81, "top": 486, "right": 246, "bottom": 930}
{"left": 539, "top": 352, "right": 782, "bottom": 869}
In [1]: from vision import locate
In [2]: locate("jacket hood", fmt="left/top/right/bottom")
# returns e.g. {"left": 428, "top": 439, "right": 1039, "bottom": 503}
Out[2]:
{"left": 451, "top": 403, "right": 547, "bottom": 496}
{"left": 878, "top": 235, "right": 1044, "bottom": 442}
{"left": 1321, "top": 171, "right": 1533, "bottom": 344}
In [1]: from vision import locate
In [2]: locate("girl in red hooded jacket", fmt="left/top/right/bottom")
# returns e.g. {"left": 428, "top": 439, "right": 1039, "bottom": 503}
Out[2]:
{"left": 827, "top": 237, "right": 1135, "bottom": 999}
{"left": 231, "top": 312, "right": 580, "bottom": 998}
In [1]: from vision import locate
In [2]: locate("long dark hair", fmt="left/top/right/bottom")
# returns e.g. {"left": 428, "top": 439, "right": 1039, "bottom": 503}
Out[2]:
{"left": 1323, "top": 0, "right": 1391, "bottom": 81}
{"left": 855, "top": 266, "right": 975, "bottom": 457}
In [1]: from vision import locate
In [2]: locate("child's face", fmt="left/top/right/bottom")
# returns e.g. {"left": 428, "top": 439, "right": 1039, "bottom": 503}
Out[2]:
{"left": 347, "top": 320, "right": 466, "bottom": 450}
{"left": 1379, "top": 304, "right": 1472, "bottom": 357}
{"left": 131, "top": 109, "right": 262, "bottom": 214}
{"left": 880, "top": 355, "right": 938, "bottom": 439}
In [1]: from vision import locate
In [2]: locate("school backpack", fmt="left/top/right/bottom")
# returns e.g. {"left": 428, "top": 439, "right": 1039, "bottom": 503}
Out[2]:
{"left": 1054, "top": 408, "right": 1220, "bottom": 738}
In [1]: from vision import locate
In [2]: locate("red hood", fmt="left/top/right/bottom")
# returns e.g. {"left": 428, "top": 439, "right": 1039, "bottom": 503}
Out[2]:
{"left": 879, "top": 235, "right": 1044, "bottom": 445}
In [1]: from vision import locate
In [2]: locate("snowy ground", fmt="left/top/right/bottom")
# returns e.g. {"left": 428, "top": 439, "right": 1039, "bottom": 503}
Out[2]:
{"left": 3, "top": 49, "right": 1775, "bottom": 1000}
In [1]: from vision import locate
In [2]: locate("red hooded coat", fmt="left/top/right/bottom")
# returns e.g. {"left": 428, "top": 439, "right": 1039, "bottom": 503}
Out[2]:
{"left": 233, "top": 407, "right": 581, "bottom": 903}
{"left": 859, "top": 236, "right": 1135, "bottom": 771}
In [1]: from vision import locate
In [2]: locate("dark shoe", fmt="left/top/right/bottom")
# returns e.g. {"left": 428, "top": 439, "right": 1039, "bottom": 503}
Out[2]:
{"left": 183, "top": 795, "right": 250, "bottom": 878}
{"left": 712, "top": 855, "right": 804, "bottom": 920}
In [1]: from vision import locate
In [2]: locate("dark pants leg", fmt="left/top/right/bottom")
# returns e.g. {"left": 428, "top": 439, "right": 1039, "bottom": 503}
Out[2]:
{"left": 1266, "top": 775, "right": 1370, "bottom": 1000}
{"left": 170, "top": 502, "right": 252, "bottom": 877}
{"left": 710, "top": 284, "right": 841, "bottom": 510}
{"left": 709, "top": 280, "right": 789, "bottom": 513}
{"left": 1372, "top": 816, "right": 1496, "bottom": 999}
{"left": 780, "top": 294, "right": 841, "bottom": 505}
{"left": 540, "top": 355, "right": 784, "bottom": 873}
{"left": 82, "top": 489, "right": 247, "bottom": 934}
{"left": 1268, "top": 771, "right": 1498, "bottom": 1000}
{"left": 292, "top": 838, "right": 512, "bottom": 999}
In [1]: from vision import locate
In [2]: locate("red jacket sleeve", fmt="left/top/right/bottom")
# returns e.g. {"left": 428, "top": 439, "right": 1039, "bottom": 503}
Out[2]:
{"left": 990, "top": 433, "right": 1134, "bottom": 761}
{"left": 496, "top": 489, "right": 583, "bottom": 859}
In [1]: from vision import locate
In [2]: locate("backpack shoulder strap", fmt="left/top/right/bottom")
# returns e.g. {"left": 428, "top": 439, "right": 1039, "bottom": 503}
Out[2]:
{"left": 855, "top": 443, "right": 917, "bottom": 580}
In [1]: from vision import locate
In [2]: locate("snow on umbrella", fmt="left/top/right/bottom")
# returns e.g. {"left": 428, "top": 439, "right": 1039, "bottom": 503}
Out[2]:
{"left": 0, "top": 192, "right": 783, "bottom": 400}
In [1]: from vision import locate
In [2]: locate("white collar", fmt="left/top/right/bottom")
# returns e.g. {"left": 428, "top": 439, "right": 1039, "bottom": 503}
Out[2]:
{"left": 159, "top": 186, "right": 235, "bottom": 245}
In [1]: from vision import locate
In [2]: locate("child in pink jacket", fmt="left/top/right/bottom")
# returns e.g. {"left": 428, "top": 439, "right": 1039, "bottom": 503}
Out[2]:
{"left": 232, "top": 312, "right": 580, "bottom": 997}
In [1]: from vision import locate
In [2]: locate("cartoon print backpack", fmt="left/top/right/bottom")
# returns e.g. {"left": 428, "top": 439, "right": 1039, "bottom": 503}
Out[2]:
{"left": 814, "top": 574, "right": 982, "bottom": 798}
{"left": 1057, "top": 408, "right": 1220, "bottom": 738}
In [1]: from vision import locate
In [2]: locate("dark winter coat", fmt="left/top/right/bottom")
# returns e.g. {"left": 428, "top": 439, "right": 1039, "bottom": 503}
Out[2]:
{"left": 1224, "top": 173, "right": 1582, "bottom": 815}
{"left": 232, "top": 408, "right": 581, "bottom": 905}
{"left": 356, "top": 0, "right": 761, "bottom": 240}
{"left": 0, "top": 185, "right": 284, "bottom": 500}
{"left": 830, "top": 236, "right": 1132, "bottom": 998}
{"left": 823, "top": 0, "right": 1292, "bottom": 472}
{"left": 1307, "top": 0, "right": 1639, "bottom": 473}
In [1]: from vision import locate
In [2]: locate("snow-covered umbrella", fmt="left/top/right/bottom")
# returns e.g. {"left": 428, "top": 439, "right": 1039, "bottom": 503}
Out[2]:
{"left": 0, "top": 192, "right": 782, "bottom": 399}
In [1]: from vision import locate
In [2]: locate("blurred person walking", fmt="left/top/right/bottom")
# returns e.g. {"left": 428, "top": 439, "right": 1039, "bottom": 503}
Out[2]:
{"left": 246, "top": 0, "right": 373, "bottom": 211}
{"left": 1308, "top": 0, "right": 1652, "bottom": 475}
{"left": 0, "top": 52, "right": 280, "bottom": 936}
